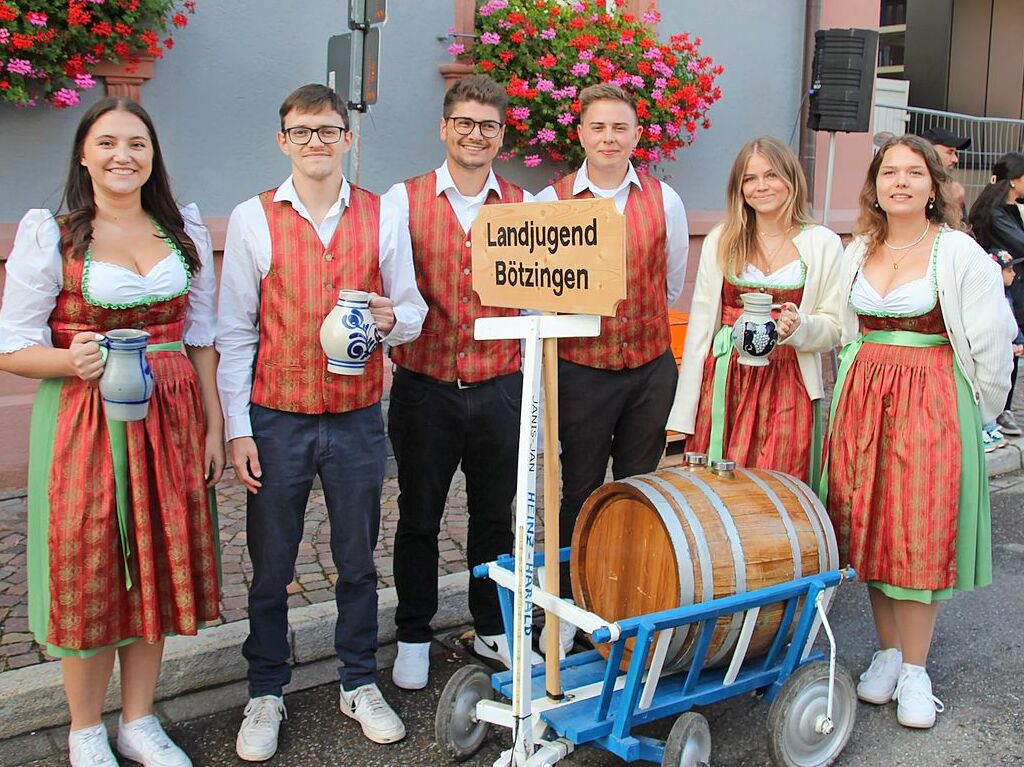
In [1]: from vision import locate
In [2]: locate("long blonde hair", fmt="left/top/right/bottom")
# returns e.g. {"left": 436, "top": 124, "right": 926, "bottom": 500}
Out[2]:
{"left": 717, "top": 136, "right": 812, "bottom": 278}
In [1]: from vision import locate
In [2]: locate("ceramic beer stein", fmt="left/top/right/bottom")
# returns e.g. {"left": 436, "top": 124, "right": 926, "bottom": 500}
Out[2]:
{"left": 731, "top": 292, "right": 778, "bottom": 367}
{"left": 319, "top": 289, "right": 381, "bottom": 375}
{"left": 98, "top": 328, "right": 155, "bottom": 421}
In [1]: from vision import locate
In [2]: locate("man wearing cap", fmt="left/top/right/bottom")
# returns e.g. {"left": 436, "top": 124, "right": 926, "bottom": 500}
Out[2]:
{"left": 921, "top": 126, "right": 970, "bottom": 216}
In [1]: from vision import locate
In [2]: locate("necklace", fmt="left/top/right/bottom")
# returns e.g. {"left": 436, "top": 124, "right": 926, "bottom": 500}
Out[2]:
{"left": 757, "top": 225, "right": 794, "bottom": 273}
{"left": 884, "top": 222, "right": 930, "bottom": 251}
{"left": 884, "top": 223, "right": 931, "bottom": 271}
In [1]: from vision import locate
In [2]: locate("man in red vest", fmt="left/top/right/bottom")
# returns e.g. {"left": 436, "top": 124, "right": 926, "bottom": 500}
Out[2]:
{"left": 382, "top": 74, "right": 540, "bottom": 691}
{"left": 535, "top": 83, "right": 689, "bottom": 653}
{"left": 217, "top": 84, "right": 426, "bottom": 761}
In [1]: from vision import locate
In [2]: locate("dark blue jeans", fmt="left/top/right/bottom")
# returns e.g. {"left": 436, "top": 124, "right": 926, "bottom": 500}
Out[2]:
{"left": 388, "top": 367, "right": 520, "bottom": 643}
{"left": 243, "top": 403, "right": 386, "bottom": 696}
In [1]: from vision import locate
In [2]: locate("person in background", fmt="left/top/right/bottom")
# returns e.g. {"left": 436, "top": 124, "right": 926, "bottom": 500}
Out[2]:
{"left": 824, "top": 135, "right": 1013, "bottom": 730}
{"left": 0, "top": 97, "right": 223, "bottom": 767}
{"left": 217, "top": 84, "right": 425, "bottom": 761}
{"left": 981, "top": 249, "right": 1024, "bottom": 451}
{"left": 666, "top": 136, "right": 843, "bottom": 487}
{"left": 920, "top": 126, "right": 969, "bottom": 219}
{"left": 968, "top": 152, "right": 1024, "bottom": 436}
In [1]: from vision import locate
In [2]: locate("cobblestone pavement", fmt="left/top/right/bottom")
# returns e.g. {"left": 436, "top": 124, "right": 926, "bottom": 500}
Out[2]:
{"left": 0, "top": 457, "right": 554, "bottom": 673}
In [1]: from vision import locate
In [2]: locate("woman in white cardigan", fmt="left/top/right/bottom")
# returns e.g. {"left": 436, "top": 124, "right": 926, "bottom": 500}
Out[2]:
{"left": 823, "top": 135, "right": 1013, "bottom": 731}
{"left": 666, "top": 136, "right": 842, "bottom": 485}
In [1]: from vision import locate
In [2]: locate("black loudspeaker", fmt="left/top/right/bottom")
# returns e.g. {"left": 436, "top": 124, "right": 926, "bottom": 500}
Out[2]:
{"left": 807, "top": 28, "right": 879, "bottom": 133}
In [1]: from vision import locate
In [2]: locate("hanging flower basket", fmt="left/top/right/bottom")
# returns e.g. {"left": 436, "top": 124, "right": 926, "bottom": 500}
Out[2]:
{"left": 0, "top": 0, "right": 197, "bottom": 108}
{"left": 450, "top": 0, "right": 723, "bottom": 172}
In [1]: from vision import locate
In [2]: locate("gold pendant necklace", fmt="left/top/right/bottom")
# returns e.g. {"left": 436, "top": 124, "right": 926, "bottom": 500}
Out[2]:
{"left": 757, "top": 225, "right": 794, "bottom": 274}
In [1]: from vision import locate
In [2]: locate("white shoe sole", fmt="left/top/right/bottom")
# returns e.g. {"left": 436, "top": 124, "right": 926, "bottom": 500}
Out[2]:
{"left": 234, "top": 735, "right": 278, "bottom": 762}
{"left": 118, "top": 743, "right": 192, "bottom": 767}
{"left": 338, "top": 702, "right": 406, "bottom": 744}
{"left": 856, "top": 687, "right": 895, "bottom": 705}
{"left": 392, "top": 671, "right": 428, "bottom": 691}
{"left": 897, "top": 708, "right": 936, "bottom": 728}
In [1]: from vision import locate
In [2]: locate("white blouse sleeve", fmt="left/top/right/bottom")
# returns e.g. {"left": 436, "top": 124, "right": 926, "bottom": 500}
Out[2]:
{"left": 0, "top": 210, "right": 63, "bottom": 353}
{"left": 181, "top": 203, "right": 217, "bottom": 347}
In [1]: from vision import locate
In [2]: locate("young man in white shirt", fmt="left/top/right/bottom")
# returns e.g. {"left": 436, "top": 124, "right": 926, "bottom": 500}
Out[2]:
{"left": 217, "top": 84, "right": 426, "bottom": 761}
{"left": 535, "top": 84, "right": 689, "bottom": 650}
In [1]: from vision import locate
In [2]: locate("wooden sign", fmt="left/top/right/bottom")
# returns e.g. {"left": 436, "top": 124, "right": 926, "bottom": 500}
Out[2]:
{"left": 471, "top": 198, "right": 626, "bottom": 316}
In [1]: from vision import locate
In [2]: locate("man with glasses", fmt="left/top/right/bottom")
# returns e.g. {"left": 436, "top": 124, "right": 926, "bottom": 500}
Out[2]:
{"left": 382, "top": 74, "right": 540, "bottom": 690}
{"left": 535, "top": 84, "right": 689, "bottom": 655}
{"left": 217, "top": 83, "right": 426, "bottom": 760}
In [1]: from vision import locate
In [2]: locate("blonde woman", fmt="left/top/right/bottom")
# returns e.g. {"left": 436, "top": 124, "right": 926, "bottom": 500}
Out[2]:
{"left": 824, "top": 135, "right": 1013, "bottom": 729}
{"left": 667, "top": 136, "right": 842, "bottom": 484}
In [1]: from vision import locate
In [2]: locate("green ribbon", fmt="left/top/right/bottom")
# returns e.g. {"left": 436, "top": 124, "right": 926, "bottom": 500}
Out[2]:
{"left": 101, "top": 340, "right": 183, "bottom": 589}
{"left": 707, "top": 324, "right": 735, "bottom": 462}
{"left": 818, "top": 330, "right": 988, "bottom": 556}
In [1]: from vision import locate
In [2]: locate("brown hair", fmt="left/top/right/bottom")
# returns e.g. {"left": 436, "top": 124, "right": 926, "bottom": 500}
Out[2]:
{"left": 856, "top": 134, "right": 960, "bottom": 257}
{"left": 442, "top": 74, "right": 508, "bottom": 118}
{"left": 717, "top": 136, "right": 813, "bottom": 277}
{"left": 58, "top": 97, "right": 199, "bottom": 272}
{"left": 279, "top": 84, "right": 349, "bottom": 130}
{"left": 579, "top": 83, "right": 638, "bottom": 121}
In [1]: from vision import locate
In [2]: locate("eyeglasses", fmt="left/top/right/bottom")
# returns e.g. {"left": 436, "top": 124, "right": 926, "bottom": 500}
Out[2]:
{"left": 282, "top": 125, "right": 348, "bottom": 145}
{"left": 446, "top": 116, "right": 503, "bottom": 139}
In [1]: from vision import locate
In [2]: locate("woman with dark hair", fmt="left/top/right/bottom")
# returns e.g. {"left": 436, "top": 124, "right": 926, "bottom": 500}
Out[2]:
{"left": 0, "top": 98, "right": 222, "bottom": 766}
{"left": 968, "top": 152, "right": 1024, "bottom": 436}
{"left": 823, "top": 135, "right": 1013, "bottom": 730}
{"left": 667, "top": 136, "right": 843, "bottom": 485}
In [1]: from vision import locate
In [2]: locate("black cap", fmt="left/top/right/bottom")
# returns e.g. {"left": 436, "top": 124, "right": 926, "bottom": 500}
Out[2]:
{"left": 989, "top": 248, "right": 1024, "bottom": 268}
{"left": 920, "top": 126, "right": 970, "bottom": 150}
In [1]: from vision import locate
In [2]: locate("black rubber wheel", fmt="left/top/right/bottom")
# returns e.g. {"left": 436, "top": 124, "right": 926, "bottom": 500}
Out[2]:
{"left": 662, "top": 711, "right": 712, "bottom": 767}
{"left": 767, "top": 660, "right": 857, "bottom": 767}
{"left": 435, "top": 664, "right": 494, "bottom": 762}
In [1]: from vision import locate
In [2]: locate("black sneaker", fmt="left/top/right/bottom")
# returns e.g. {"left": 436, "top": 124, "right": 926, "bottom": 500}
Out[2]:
{"left": 997, "top": 410, "right": 1022, "bottom": 436}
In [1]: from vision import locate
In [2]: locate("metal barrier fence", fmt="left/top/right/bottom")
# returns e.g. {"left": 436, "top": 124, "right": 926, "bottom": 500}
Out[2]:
{"left": 874, "top": 102, "right": 1024, "bottom": 209}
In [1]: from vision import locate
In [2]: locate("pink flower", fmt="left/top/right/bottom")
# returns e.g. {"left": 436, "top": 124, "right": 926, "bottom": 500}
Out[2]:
{"left": 687, "top": 60, "right": 702, "bottom": 73}
{"left": 629, "top": 75, "right": 645, "bottom": 88}
{"left": 511, "top": 106, "right": 531, "bottom": 120}
{"left": 537, "top": 128, "right": 556, "bottom": 143}
{"left": 654, "top": 77, "right": 667, "bottom": 89}
{"left": 479, "top": 0, "right": 508, "bottom": 17}
{"left": 7, "top": 58, "right": 32, "bottom": 75}
{"left": 571, "top": 2, "right": 585, "bottom": 11}
{"left": 498, "top": 151, "right": 515, "bottom": 162}
{"left": 448, "top": 42, "right": 466, "bottom": 56}
{"left": 26, "top": 12, "right": 47, "bottom": 26}
{"left": 646, "top": 124, "right": 662, "bottom": 138}
{"left": 643, "top": 48, "right": 663, "bottom": 60}
{"left": 74, "top": 73, "right": 96, "bottom": 89}
{"left": 52, "top": 88, "right": 80, "bottom": 107}
{"left": 536, "top": 78, "right": 554, "bottom": 92}
{"left": 557, "top": 112, "right": 575, "bottom": 125}
{"left": 0, "top": 29, "right": 10, "bottom": 44}
{"left": 540, "top": 28, "right": 556, "bottom": 40}
{"left": 571, "top": 62, "right": 590, "bottom": 77}
{"left": 524, "top": 154, "right": 542, "bottom": 168}
{"left": 480, "top": 32, "right": 501, "bottom": 45}
{"left": 643, "top": 10, "right": 661, "bottom": 24}
{"left": 579, "top": 49, "right": 594, "bottom": 61}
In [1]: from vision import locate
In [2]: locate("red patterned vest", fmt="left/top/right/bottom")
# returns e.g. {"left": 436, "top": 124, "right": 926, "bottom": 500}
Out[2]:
{"left": 250, "top": 187, "right": 383, "bottom": 414}
{"left": 552, "top": 171, "right": 672, "bottom": 369}
{"left": 390, "top": 171, "right": 524, "bottom": 383}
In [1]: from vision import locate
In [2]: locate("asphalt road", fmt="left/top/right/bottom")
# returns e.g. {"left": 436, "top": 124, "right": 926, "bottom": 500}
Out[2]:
{"left": 17, "top": 478, "right": 1024, "bottom": 767}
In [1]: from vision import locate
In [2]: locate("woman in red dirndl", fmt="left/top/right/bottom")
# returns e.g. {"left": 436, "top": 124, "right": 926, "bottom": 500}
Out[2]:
{"left": 0, "top": 98, "right": 223, "bottom": 766}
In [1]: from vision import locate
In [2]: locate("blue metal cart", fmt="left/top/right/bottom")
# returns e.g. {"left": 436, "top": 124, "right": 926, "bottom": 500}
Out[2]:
{"left": 435, "top": 549, "right": 857, "bottom": 767}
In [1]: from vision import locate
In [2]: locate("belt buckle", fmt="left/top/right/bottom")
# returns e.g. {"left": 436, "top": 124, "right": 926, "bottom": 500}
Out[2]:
{"left": 456, "top": 378, "right": 476, "bottom": 390}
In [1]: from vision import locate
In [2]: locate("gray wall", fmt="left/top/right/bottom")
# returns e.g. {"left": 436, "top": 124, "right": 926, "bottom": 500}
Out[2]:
{"left": 0, "top": 0, "right": 806, "bottom": 221}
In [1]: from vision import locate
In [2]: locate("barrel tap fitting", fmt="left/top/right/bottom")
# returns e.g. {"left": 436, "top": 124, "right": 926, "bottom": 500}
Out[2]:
{"left": 710, "top": 459, "right": 736, "bottom": 478}
{"left": 684, "top": 452, "right": 707, "bottom": 470}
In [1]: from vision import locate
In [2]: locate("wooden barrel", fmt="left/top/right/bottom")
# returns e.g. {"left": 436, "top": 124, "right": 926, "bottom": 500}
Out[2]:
{"left": 570, "top": 461, "right": 838, "bottom": 672}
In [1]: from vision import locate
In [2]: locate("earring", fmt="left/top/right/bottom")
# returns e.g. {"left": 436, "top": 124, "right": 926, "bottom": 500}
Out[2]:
{"left": 928, "top": 197, "right": 935, "bottom": 212}
{"left": 873, "top": 201, "right": 881, "bottom": 209}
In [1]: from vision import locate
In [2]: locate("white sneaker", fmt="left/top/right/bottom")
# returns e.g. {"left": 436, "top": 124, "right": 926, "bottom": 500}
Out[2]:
{"left": 117, "top": 714, "right": 191, "bottom": 767}
{"left": 392, "top": 641, "right": 431, "bottom": 690}
{"left": 856, "top": 647, "right": 902, "bottom": 704}
{"left": 894, "top": 663, "right": 945, "bottom": 728}
{"left": 69, "top": 723, "right": 118, "bottom": 767}
{"left": 235, "top": 695, "right": 286, "bottom": 762}
{"left": 474, "top": 632, "right": 543, "bottom": 669}
{"left": 339, "top": 682, "right": 406, "bottom": 744}
{"left": 539, "top": 617, "right": 577, "bottom": 658}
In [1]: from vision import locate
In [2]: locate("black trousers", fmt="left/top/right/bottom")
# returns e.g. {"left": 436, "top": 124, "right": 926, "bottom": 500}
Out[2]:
{"left": 243, "top": 404, "right": 386, "bottom": 696}
{"left": 1007, "top": 355, "right": 1019, "bottom": 412}
{"left": 388, "top": 367, "right": 521, "bottom": 642}
{"left": 557, "top": 350, "right": 678, "bottom": 596}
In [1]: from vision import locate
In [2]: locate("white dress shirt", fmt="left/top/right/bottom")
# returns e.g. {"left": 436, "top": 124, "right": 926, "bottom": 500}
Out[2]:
{"left": 216, "top": 175, "right": 427, "bottom": 440}
{"left": 381, "top": 160, "right": 536, "bottom": 234}
{"left": 534, "top": 159, "right": 689, "bottom": 304}
{"left": 0, "top": 205, "right": 217, "bottom": 354}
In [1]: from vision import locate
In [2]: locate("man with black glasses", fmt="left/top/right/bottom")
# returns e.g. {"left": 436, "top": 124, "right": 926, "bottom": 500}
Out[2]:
{"left": 382, "top": 74, "right": 540, "bottom": 691}
{"left": 217, "top": 84, "right": 425, "bottom": 760}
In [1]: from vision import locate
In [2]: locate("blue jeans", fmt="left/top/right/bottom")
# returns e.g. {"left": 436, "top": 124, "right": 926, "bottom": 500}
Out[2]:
{"left": 243, "top": 403, "right": 386, "bottom": 696}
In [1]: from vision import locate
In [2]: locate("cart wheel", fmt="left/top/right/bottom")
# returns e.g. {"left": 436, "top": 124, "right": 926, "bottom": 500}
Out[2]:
{"left": 662, "top": 711, "right": 711, "bottom": 767}
{"left": 435, "top": 664, "right": 494, "bottom": 762}
{"left": 767, "top": 660, "right": 856, "bottom": 767}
